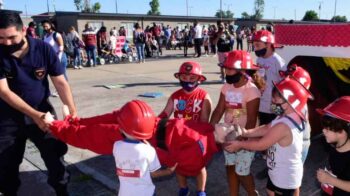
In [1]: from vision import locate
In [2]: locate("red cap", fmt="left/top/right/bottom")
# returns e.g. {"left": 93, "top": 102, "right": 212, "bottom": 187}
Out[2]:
{"left": 317, "top": 96, "right": 350, "bottom": 123}
{"left": 223, "top": 50, "right": 260, "bottom": 70}
{"left": 273, "top": 77, "right": 310, "bottom": 119}
{"left": 174, "top": 61, "right": 207, "bottom": 81}
{"left": 116, "top": 100, "right": 156, "bottom": 140}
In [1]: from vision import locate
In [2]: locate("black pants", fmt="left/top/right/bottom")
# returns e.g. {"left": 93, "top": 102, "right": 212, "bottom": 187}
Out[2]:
{"left": 194, "top": 38, "right": 202, "bottom": 57}
{"left": 210, "top": 44, "right": 217, "bottom": 54}
{"left": 0, "top": 118, "right": 69, "bottom": 196}
{"left": 236, "top": 38, "right": 243, "bottom": 50}
{"left": 155, "top": 36, "right": 162, "bottom": 55}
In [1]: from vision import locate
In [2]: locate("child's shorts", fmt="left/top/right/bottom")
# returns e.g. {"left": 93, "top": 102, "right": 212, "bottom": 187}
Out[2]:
{"left": 224, "top": 149, "right": 255, "bottom": 176}
{"left": 267, "top": 176, "right": 296, "bottom": 196}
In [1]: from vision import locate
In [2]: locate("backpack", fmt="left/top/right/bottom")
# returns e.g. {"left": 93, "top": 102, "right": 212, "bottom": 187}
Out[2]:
{"left": 136, "top": 32, "right": 146, "bottom": 44}
{"left": 52, "top": 32, "right": 75, "bottom": 57}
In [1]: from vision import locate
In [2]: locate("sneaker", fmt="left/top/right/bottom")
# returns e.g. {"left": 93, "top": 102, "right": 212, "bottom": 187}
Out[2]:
{"left": 73, "top": 66, "right": 79, "bottom": 69}
{"left": 142, "top": 59, "right": 146, "bottom": 63}
{"left": 212, "top": 54, "right": 217, "bottom": 57}
{"left": 178, "top": 187, "right": 190, "bottom": 196}
{"left": 78, "top": 65, "right": 83, "bottom": 69}
{"left": 196, "top": 191, "right": 206, "bottom": 196}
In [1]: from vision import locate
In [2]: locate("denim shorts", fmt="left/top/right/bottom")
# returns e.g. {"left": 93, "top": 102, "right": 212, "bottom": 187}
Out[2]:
{"left": 224, "top": 149, "right": 255, "bottom": 176}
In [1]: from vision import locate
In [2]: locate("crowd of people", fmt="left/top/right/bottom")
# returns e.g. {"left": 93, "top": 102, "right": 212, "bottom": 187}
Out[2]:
{"left": 25, "top": 19, "right": 258, "bottom": 68}
{"left": 1, "top": 11, "right": 349, "bottom": 196}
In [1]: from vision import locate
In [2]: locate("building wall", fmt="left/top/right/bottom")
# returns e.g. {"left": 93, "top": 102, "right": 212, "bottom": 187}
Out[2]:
{"left": 56, "top": 15, "right": 78, "bottom": 33}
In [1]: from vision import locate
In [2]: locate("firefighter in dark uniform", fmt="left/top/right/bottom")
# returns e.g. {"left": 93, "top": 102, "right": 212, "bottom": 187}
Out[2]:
{"left": 0, "top": 11, "right": 77, "bottom": 195}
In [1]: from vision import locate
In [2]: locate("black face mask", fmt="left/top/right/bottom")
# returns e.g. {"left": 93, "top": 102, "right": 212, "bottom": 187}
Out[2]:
{"left": 254, "top": 48, "right": 267, "bottom": 57}
{"left": 225, "top": 72, "right": 242, "bottom": 84}
{"left": 180, "top": 80, "right": 198, "bottom": 92}
{"left": 0, "top": 39, "right": 25, "bottom": 55}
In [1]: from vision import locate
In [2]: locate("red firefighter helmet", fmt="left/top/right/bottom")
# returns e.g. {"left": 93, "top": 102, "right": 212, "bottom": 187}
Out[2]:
{"left": 223, "top": 50, "right": 260, "bottom": 70}
{"left": 253, "top": 30, "right": 275, "bottom": 44}
{"left": 273, "top": 77, "right": 310, "bottom": 119}
{"left": 317, "top": 96, "right": 350, "bottom": 123}
{"left": 279, "top": 64, "right": 313, "bottom": 99}
{"left": 116, "top": 100, "right": 157, "bottom": 140}
{"left": 174, "top": 61, "right": 207, "bottom": 81}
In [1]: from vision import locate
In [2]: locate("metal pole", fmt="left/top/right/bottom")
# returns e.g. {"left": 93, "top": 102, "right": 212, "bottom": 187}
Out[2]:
{"left": 318, "top": 1, "right": 322, "bottom": 20}
{"left": 25, "top": 4, "right": 28, "bottom": 17}
{"left": 115, "top": 0, "right": 118, "bottom": 13}
{"left": 333, "top": 0, "right": 337, "bottom": 21}
{"left": 186, "top": 0, "right": 188, "bottom": 17}
{"left": 273, "top": 6, "right": 276, "bottom": 19}
{"left": 47, "top": 0, "right": 50, "bottom": 13}
{"left": 220, "top": 0, "right": 222, "bottom": 21}
{"left": 294, "top": 9, "right": 296, "bottom": 20}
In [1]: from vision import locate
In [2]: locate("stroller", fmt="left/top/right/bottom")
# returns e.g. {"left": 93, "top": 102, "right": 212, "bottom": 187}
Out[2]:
{"left": 120, "top": 41, "right": 137, "bottom": 63}
{"left": 99, "top": 44, "right": 120, "bottom": 64}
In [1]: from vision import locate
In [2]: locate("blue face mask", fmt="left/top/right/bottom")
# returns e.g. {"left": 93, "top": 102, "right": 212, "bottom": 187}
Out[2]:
{"left": 180, "top": 81, "right": 198, "bottom": 92}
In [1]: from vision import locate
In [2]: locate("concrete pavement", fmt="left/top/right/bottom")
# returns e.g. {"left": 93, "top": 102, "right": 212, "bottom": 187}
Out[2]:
{"left": 18, "top": 48, "right": 328, "bottom": 196}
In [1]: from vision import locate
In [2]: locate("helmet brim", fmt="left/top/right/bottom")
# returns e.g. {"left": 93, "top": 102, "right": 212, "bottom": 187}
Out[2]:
{"left": 174, "top": 73, "right": 207, "bottom": 82}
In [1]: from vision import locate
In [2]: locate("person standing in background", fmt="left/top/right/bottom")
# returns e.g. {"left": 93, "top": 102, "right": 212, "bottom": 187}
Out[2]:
{"left": 82, "top": 23, "right": 97, "bottom": 67}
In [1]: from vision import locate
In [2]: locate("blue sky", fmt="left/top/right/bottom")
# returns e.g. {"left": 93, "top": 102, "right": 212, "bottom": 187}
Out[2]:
{"left": 3, "top": 0, "right": 349, "bottom": 20}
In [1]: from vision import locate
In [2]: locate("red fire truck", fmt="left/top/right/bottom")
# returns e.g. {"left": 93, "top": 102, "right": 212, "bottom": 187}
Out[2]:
{"left": 274, "top": 23, "right": 350, "bottom": 134}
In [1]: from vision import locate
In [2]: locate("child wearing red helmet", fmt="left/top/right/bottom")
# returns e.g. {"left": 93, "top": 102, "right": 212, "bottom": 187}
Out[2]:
{"left": 316, "top": 96, "right": 350, "bottom": 195}
{"left": 280, "top": 64, "right": 314, "bottom": 163}
{"left": 159, "top": 61, "right": 212, "bottom": 196}
{"left": 210, "top": 50, "right": 263, "bottom": 196}
{"left": 253, "top": 30, "right": 287, "bottom": 125}
{"left": 224, "top": 77, "right": 311, "bottom": 196}
{"left": 45, "top": 100, "right": 177, "bottom": 196}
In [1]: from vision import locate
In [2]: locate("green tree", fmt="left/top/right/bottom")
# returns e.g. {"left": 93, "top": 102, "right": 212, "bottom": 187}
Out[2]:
{"left": 215, "top": 9, "right": 234, "bottom": 18}
{"left": 252, "top": 0, "right": 264, "bottom": 19}
{"left": 147, "top": 0, "right": 160, "bottom": 15}
{"left": 74, "top": 0, "right": 83, "bottom": 11}
{"left": 302, "top": 10, "right": 319, "bottom": 21}
{"left": 331, "top": 15, "right": 347, "bottom": 22}
{"left": 225, "top": 10, "right": 234, "bottom": 18}
{"left": 92, "top": 2, "right": 101, "bottom": 13}
{"left": 241, "top": 11, "right": 250, "bottom": 19}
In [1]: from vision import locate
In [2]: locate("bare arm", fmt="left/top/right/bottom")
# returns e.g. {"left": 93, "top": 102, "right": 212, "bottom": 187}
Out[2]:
{"left": 209, "top": 93, "right": 225, "bottom": 125}
{"left": 245, "top": 98, "right": 259, "bottom": 129}
{"left": 151, "top": 163, "right": 177, "bottom": 178}
{"left": 50, "top": 75, "right": 77, "bottom": 117}
{"left": 225, "top": 123, "right": 290, "bottom": 152}
{"left": 199, "top": 94, "right": 212, "bottom": 123}
{"left": 159, "top": 97, "right": 174, "bottom": 118}
{"left": 0, "top": 78, "right": 47, "bottom": 130}
{"left": 317, "top": 169, "right": 350, "bottom": 192}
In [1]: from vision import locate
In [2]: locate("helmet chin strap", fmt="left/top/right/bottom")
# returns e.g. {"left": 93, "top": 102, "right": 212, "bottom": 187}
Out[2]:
{"left": 334, "top": 137, "right": 349, "bottom": 149}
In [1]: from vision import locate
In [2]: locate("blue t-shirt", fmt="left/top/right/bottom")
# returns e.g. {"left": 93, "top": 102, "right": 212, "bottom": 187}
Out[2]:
{"left": 0, "top": 36, "right": 64, "bottom": 119}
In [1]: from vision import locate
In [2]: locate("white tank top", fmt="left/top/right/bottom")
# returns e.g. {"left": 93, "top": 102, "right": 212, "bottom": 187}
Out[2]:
{"left": 267, "top": 115, "right": 303, "bottom": 189}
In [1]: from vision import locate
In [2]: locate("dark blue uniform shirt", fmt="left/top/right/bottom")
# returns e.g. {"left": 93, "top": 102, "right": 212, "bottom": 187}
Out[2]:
{"left": 0, "top": 36, "right": 64, "bottom": 120}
